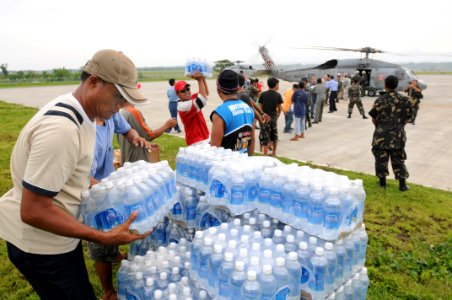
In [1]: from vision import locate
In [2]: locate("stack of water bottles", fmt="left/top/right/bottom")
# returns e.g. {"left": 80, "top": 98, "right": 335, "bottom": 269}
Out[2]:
{"left": 80, "top": 160, "right": 177, "bottom": 234}
{"left": 204, "top": 159, "right": 365, "bottom": 241}
{"left": 118, "top": 240, "right": 212, "bottom": 300}
{"left": 185, "top": 58, "right": 213, "bottom": 78}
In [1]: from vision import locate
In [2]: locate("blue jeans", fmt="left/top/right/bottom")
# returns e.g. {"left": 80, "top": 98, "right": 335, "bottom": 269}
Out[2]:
{"left": 284, "top": 110, "right": 294, "bottom": 132}
{"left": 294, "top": 116, "right": 306, "bottom": 135}
{"left": 7, "top": 242, "right": 96, "bottom": 300}
{"left": 168, "top": 101, "right": 180, "bottom": 131}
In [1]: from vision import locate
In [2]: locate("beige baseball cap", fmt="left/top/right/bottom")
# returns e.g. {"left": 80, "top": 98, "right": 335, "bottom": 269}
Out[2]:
{"left": 83, "top": 49, "right": 148, "bottom": 105}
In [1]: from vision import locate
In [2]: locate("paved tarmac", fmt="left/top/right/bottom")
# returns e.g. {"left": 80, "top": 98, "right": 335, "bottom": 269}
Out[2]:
{"left": 1, "top": 75, "right": 450, "bottom": 191}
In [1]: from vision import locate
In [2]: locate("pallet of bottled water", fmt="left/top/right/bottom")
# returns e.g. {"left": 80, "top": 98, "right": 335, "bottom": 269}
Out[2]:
{"left": 118, "top": 241, "right": 212, "bottom": 300}
{"left": 185, "top": 58, "right": 213, "bottom": 78}
{"left": 80, "top": 160, "right": 177, "bottom": 234}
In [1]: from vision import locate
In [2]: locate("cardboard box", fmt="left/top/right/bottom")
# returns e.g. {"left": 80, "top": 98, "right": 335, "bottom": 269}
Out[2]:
{"left": 148, "top": 148, "right": 161, "bottom": 163}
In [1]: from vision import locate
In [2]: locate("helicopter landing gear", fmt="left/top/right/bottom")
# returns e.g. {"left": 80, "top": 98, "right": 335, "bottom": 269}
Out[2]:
{"left": 367, "top": 88, "right": 377, "bottom": 97}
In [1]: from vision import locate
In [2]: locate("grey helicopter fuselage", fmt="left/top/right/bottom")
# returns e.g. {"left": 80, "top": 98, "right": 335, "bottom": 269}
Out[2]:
{"left": 259, "top": 46, "right": 427, "bottom": 96}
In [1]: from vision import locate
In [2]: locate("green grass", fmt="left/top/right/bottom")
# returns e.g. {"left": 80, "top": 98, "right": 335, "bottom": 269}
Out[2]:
{"left": 0, "top": 100, "right": 451, "bottom": 299}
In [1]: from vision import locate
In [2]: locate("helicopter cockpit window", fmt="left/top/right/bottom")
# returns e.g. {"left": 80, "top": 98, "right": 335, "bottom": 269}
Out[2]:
{"left": 394, "top": 69, "right": 406, "bottom": 80}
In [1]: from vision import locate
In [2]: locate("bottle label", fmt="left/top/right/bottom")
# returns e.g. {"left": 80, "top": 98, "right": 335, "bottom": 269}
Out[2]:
{"left": 274, "top": 286, "right": 290, "bottom": 300}
{"left": 259, "top": 188, "right": 271, "bottom": 204}
{"left": 95, "top": 208, "right": 123, "bottom": 230}
{"left": 301, "top": 266, "right": 310, "bottom": 284}
{"left": 309, "top": 205, "right": 324, "bottom": 224}
{"left": 270, "top": 192, "right": 283, "bottom": 208}
{"left": 172, "top": 202, "right": 183, "bottom": 215}
{"left": 219, "top": 279, "right": 231, "bottom": 297}
{"left": 186, "top": 204, "right": 197, "bottom": 221}
{"left": 210, "top": 179, "right": 225, "bottom": 198}
{"left": 231, "top": 188, "right": 244, "bottom": 205}
{"left": 248, "top": 185, "right": 258, "bottom": 202}
{"left": 199, "top": 254, "right": 210, "bottom": 276}
{"left": 324, "top": 211, "right": 340, "bottom": 229}
{"left": 125, "top": 202, "right": 148, "bottom": 222}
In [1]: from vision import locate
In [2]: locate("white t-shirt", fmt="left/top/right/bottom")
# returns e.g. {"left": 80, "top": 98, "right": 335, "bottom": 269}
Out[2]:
{"left": 0, "top": 93, "right": 96, "bottom": 254}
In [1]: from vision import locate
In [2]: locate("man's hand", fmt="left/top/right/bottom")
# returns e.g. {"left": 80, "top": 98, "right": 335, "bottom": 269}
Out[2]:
{"left": 100, "top": 212, "right": 152, "bottom": 245}
{"left": 165, "top": 118, "right": 177, "bottom": 130}
{"left": 148, "top": 143, "right": 160, "bottom": 152}
{"left": 190, "top": 71, "right": 205, "bottom": 81}
{"left": 263, "top": 113, "right": 271, "bottom": 122}
{"left": 131, "top": 136, "right": 148, "bottom": 148}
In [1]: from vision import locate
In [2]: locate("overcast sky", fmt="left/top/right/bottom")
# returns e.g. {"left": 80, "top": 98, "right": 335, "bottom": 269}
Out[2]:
{"left": 1, "top": 0, "right": 451, "bottom": 70}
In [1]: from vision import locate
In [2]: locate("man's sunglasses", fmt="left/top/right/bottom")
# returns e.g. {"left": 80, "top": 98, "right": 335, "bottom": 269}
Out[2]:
{"left": 179, "top": 87, "right": 190, "bottom": 93}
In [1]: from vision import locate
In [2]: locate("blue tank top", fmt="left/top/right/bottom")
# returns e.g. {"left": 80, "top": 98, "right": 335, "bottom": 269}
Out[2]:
{"left": 211, "top": 99, "right": 255, "bottom": 153}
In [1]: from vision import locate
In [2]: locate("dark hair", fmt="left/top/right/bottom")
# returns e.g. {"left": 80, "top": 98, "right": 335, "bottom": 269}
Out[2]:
{"left": 169, "top": 78, "right": 175, "bottom": 86}
{"left": 385, "top": 75, "right": 399, "bottom": 90}
{"left": 298, "top": 81, "right": 305, "bottom": 89}
{"left": 267, "top": 77, "right": 279, "bottom": 89}
{"left": 81, "top": 71, "right": 91, "bottom": 82}
{"left": 317, "top": 78, "right": 322, "bottom": 84}
{"left": 292, "top": 83, "right": 299, "bottom": 89}
{"left": 238, "top": 73, "right": 246, "bottom": 87}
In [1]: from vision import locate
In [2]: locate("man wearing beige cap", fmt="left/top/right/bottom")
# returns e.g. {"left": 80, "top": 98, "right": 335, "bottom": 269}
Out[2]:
{"left": 0, "top": 49, "right": 149, "bottom": 300}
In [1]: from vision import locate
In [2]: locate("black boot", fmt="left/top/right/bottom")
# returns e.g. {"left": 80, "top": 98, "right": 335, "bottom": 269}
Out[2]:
{"left": 399, "top": 178, "right": 409, "bottom": 191}
{"left": 347, "top": 113, "right": 351, "bottom": 119}
{"left": 379, "top": 177, "right": 386, "bottom": 188}
{"left": 362, "top": 114, "right": 368, "bottom": 119}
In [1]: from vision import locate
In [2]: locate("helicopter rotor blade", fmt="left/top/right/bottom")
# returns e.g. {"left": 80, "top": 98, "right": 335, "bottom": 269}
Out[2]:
{"left": 289, "top": 45, "right": 387, "bottom": 54}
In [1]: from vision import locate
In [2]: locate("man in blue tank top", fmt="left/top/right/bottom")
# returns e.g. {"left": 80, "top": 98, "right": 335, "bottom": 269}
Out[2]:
{"left": 210, "top": 70, "right": 255, "bottom": 155}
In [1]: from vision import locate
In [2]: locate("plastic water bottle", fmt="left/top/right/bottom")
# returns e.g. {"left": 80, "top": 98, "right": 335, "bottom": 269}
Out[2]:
{"left": 231, "top": 261, "right": 247, "bottom": 299}
{"left": 358, "top": 267, "right": 369, "bottom": 300}
{"left": 117, "top": 260, "right": 129, "bottom": 300}
{"left": 285, "top": 234, "right": 297, "bottom": 253}
{"left": 273, "top": 257, "right": 290, "bottom": 300}
{"left": 124, "top": 180, "right": 149, "bottom": 234}
{"left": 273, "top": 229, "right": 285, "bottom": 245}
{"left": 309, "top": 247, "right": 327, "bottom": 299}
{"left": 198, "top": 237, "right": 213, "bottom": 284}
{"left": 344, "top": 235, "right": 355, "bottom": 277}
{"left": 170, "top": 266, "right": 181, "bottom": 283}
{"left": 308, "top": 184, "right": 325, "bottom": 235}
{"left": 286, "top": 252, "right": 302, "bottom": 300}
{"left": 282, "top": 175, "right": 297, "bottom": 221}
{"left": 295, "top": 178, "right": 311, "bottom": 225}
{"left": 217, "top": 252, "right": 235, "bottom": 300}
{"left": 241, "top": 270, "right": 262, "bottom": 299}
{"left": 190, "top": 231, "right": 204, "bottom": 281}
{"left": 143, "top": 277, "right": 155, "bottom": 299}
{"left": 358, "top": 224, "right": 368, "bottom": 267}
{"left": 229, "top": 170, "right": 246, "bottom": 214}
{"left": 323, "top": 188, "right": 342, "bottom": 240}
{"left": 334, "top": 239, "right": 346, "bottom": 286}
{"left": 207, "top": 244, "right": 223, "bottom": 296}
{"left": 343, "top": 279, "right": 353, "bottom": 299}
{"left": 80, "top": 190, "right": 97, "bottom": 229}
{"left": 260, "top": 264, "right": 278, "bottom": 300}
{"left": 184, "top": 192, "right": 198, "bottom": 228}
{"left": 132, "top": 272, "right": 145, "bottom": 300}
{"left": 324, "top": 242, "right": 337, "bottom": 294}
{"left": 297, "top": 241, "right": 312, "bottom": 292}
{"left": 261, "top": 220, "right": 272, "bottom": 239}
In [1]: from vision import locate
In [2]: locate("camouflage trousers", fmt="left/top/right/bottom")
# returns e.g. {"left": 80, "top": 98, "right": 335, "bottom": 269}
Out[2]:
{"left": 348, "top": 99, "right": 365, "bottom": 115}
{"left": 372, "top": 146, "right": 409, "bottom": 179}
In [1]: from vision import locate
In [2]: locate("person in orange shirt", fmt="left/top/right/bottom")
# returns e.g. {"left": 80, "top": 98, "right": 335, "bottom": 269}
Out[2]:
{"left": 283, "top": 83, "right": 299, "bottom": 133}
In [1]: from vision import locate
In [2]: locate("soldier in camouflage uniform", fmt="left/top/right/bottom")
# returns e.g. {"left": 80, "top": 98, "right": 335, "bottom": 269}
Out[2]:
{"left": 404, "top": 79, "right": 423, "bottom": 125}
{"left": 348, "top": 79, "right": 368, "bottom": 119}
{"left": 368, "top": 75, "right": 414, "bottom": 191}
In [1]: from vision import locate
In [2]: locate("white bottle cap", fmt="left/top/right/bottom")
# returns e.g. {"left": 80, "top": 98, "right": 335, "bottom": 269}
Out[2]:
{"left": 169, "top": 295, "right": 177, "bottom": 300}
{"left": 228, "top": 240, "right": 237, "bottom": 249}
{"left": 276, "top": 244, "right": 285, "bottom": 252}
{"left": 253, "top": 231, "right": 262, "bottom": 239}
{"left": 214, "top": 244, "right": 223, "bottom": 253}
{"left": 284, "top": 225, "right": 292, "bottom": 232}
{"left": 160, "top": 272, "right": 167, "bottom": 280}
{"left": 208, "top": 227, "right": 217, "bottom": 235}
{"left": 235, "top": 260, "right": 244, "bottom": 271}
{"left": 230, "top": 228, "right": 238, "bottom": 237}
{"left": 183, "top": 286, "right": 191, "bottom": 295}
{"left": 250, "top": 256, "right": 260, "bottom": 266}
{"left": 299, "top": 241, "right": 308, "bottom": 250}
{"left": 224, "top": 252, "right": 233, "bottom": 262}
{"left": 199, "top": 290, "right": 208, "bottom": 298}
{"left": 274, "top": 229, "right": 282, "bottom": 237}
{"left": 241, "top": 235, "right": 249, "bottom": 243}
{"left": 218, "top": 233, "right": 226, "bottom": 242}
{"left": 336, "top": 239, "right": 344, "bottom": 245}
{"left": 309, "top": 236, "right": 318, "bottom": 244}
{"left": 362, "top": 267, "right": 368, "bottom": 274}
{"left": 252, "top": 242, "right": 260, "bottom": 251}
{"left": 247, "top": 270, "right": 257, "bottom": 281}
{"left": 315, "top": 247, "right": 324, "bottom": 256}
{"left": 146, "top": 277, "right": 154, "bottom": 286}
{"left": 154, "top": 290, "right": 163, "bottom": 299}
{"left": 263, "top": 264, "right": 272, "bottom": 275}
{"left": 296, "top": 230, "right": 305, "bottom": 239}
{"left": 203, "top": 237, "right": 212, "bottom": 246}
{"left": 325, "top": 242, "right": 334, "bottom": 250}
{"left": 286, "top": 234, "right": 295, "bottom": 243}
{"left": 172, "top": 267, "right": 179, "bottom": 274}
{"left": 243, "top": 225, "right": 251, "bottom": 232}
{"left": 239, "top": 248, "right": 248, "bottom": 257}
{"left": 185, "top": 261, "right": 190, "bottom": 268}
{"left": 288, "top": 252, "right": 298, "bottom": 261}
{"left": 135, "top": 272, "right": 143, "bottom": 280}
{"left": 195, "top": 230, "right": 203, "bottom": 239}
{"left": 263, "top": 220, "right": 270, "bottom": 228}
{"left": 249, "top": 217, "right": 256, "bottom": 225}
{"left": 276, "top": 257, "right": 285, "bottom": 267}
{"left": 233, "top": 218, "right": 241, "bottom": 226}
{"left": 220, "top": 223, "right": 229, "bottom": 231}
{"left": 168, "top": 282, "right": 176, "bottom": 291}
{"left": 264, "top": 238, "right": 273, "bottom": 247}
{"left": 264, "top": 249, "right": 272, "bottom": 258}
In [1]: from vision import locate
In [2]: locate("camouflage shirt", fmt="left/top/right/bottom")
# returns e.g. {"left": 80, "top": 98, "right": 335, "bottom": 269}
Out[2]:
{"left": 348, "top": 83, "right": 361, "bottom": 101}
{"left": 368, "top": 91, "right": 414, "bottom": 149}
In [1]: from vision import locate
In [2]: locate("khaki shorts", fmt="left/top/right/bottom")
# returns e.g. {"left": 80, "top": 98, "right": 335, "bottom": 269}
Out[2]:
{"left": 87, "top": 242, "right": 119, "bottom": 262}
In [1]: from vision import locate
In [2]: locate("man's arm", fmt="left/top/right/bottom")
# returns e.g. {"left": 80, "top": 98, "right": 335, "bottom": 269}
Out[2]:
{"left": 20, "top": 188, "right": 149, "bottom": 245}
{"left": 148, "top": 119, "right": 177, "bottom": 140}
{"left": 124, "top": 128, "right": 150, "bottom": 148}
{"left": 192, "top": 72, "right": 208, "bottom": 100}
{"left": 210, "top": 112, "right": 225, "bottom": 147}
{"left": 277, "top": 104, "right": 282, "bottom": 119}
{"left": 248, "top": 124, "right": 255, "bottom": 156}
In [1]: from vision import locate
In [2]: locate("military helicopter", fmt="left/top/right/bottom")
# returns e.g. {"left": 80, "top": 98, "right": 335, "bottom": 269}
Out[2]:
{"left": 224, "top": 60, "right": 259, "bottom": 78}
{"left": 258, "top": 45, "right": 428, "bottom": 96}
